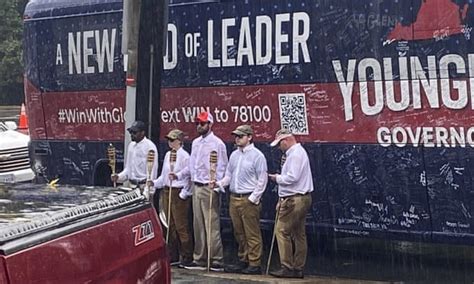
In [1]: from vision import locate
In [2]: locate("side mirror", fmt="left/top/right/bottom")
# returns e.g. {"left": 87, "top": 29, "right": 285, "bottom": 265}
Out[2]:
{"left": 4, "top": 121, "right": 18, "bottom": 130}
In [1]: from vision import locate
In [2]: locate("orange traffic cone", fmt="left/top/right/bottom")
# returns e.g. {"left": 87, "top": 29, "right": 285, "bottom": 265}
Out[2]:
{"left": 18, "top": 103, "right": 28, "bottom": 134}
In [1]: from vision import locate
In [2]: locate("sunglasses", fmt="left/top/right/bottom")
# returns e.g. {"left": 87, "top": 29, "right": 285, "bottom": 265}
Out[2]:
{"left": 195, "top": 121, "right": 209, "bottom": 126}
{"left": 234, "top": 134, "right": 246, "bottom": 138}
{"left": 129, "top": 130, "right": 138, "bottom": 135}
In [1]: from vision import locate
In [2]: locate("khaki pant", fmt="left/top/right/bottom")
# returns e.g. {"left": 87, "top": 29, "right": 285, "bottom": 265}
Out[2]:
{"left": 192, "top": 184, "right": 224, "bottom": 265}
{"left": 161, "top": 187, "right": 193, "bottom": 263}
{"left": 229, "top": 195, "right": 262, "bottom": 266}
{"left": 276, "top": 194, "right": 312, "bottom": 271}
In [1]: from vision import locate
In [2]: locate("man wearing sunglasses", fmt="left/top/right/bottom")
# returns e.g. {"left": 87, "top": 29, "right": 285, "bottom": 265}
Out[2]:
{"left": 111, "top": 120, "right": 158, "bottom": 189}
{"left": 268, "top": 129, "right": 313, "bottom": 279}
{"left": 184, "top": 111, "right": 228, "bottom": 272}
{"left": 211, "top": 125, "right": 268, "bottom": 275}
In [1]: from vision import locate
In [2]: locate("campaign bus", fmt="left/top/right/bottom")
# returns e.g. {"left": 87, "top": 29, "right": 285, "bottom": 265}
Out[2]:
{"left": 24, "top": 0, "right": 474, "bottom": 278}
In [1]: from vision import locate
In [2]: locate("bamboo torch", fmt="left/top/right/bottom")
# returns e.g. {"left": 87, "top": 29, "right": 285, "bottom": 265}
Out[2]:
{"left": 144, "top": 149, "right": 155, "bottom": 200}
{"left": 207, "top": 150, "right": 218, "bottom": 272}
{"left": 166, "top": 149, "right": 177, "bottom": 244}
{"left": 107, "top": 144, "right": 116, "bottom": 187}
{"left": 266, "top": 153, "right": 286, "bottom": 275}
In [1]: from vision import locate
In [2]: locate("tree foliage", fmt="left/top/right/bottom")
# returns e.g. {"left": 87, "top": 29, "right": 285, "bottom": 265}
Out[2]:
{"left": 0, "top": 0, "right": 28, "bottom": 105}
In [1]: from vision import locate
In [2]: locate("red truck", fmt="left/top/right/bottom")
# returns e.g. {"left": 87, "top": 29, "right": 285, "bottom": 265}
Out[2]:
{"left": 0, "top": 184, "right": 170, "bottom": 283}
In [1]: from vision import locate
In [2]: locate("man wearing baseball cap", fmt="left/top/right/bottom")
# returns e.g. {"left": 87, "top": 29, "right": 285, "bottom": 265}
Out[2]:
{"left": 211, "top": 125, "right": 268, "bottom": 275}
{"left": 111, "top": 120, "right": 158, "bottom": 188}
{"left": 148, "top": 129, "right": 193, "bottom": 267}
{"left": 184, "top": 111, "right": 228, "bottom": 272}
{"left": 268, "top": 129, "right": 313, "bottom": 279}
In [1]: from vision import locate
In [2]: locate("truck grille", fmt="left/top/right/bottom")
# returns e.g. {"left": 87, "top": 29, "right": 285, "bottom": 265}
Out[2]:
{"left": 0, "top": 146, "right": 31, "bottom": 173}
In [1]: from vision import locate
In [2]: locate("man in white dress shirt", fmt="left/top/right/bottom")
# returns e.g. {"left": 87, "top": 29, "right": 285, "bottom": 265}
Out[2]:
{"left": 111, "top": 120, "right": 158, "bottom": 189}
{"left": 148, "top": 129, "right": 193, "bottom": 267}
{"left": 213, "top": 125, "right": 268, "bottom": 275}
{"left": 184, "top": 111, "right": 228, "bottom": 272}
{"left": 268, "top": 129, "right": 313, "bottom": 279}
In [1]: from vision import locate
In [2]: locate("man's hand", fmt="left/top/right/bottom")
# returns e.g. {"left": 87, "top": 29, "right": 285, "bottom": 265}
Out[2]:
{"left": 268, "top": 173, "right": 277, "bottom": 182}
{"left": 111, "top": 174, "right": 119, "bottom": 183}
{"left": 169, "top": 172, "right": 177, "bottom": 181}
{"left": 209, "top": 180, "right": 217, "bottom": 189}
{"left": 146, "top": 180, "right": 154, "bottom": 188}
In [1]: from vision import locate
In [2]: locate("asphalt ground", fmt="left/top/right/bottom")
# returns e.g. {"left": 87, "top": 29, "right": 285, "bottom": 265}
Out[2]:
{"left": 171, "top": 267, "right": 388, "bottom": 284}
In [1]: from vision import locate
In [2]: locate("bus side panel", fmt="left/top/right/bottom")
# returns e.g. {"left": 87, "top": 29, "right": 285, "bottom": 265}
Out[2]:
{"left": 321, "top": 144, "right": 432, "bottom": 241}
{"left": 30, "top": 141, "right": 124, "bottom": 185}
{"left": 425, "top": 148, "right": 474, "bottom": 244}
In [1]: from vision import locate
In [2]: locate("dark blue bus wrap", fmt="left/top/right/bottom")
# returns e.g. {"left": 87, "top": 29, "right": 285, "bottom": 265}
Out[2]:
{"left": 24, "top": 0, "right": 474, "bottom": 255}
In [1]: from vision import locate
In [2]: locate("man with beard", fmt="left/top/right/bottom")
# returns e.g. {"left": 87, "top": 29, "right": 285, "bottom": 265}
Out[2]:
{"left": 111, "top": 120, "right": 158, "bottom": 189}
{"left": 184, "top": 112, "right": 228, "bottom": 272}
{"left": 212, "top": 125, "right": 268, "bottom": 275}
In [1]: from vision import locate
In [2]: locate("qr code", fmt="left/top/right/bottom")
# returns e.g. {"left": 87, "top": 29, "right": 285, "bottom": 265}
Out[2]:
{"left": 278, "top": 93, "right": 308, "bottom": 135}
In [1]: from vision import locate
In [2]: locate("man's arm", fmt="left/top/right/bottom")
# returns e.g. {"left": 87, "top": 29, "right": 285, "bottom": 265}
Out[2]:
{"left": 248, "top": 154, "right": 268, "bottom": 205}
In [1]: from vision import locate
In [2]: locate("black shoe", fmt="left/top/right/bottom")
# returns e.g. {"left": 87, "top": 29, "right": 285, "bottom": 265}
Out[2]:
{"left": 224, "top": 261, "right": 248, "bottom": 273}
{"left": 269, "top": 266, "right": 295, "bottom": 278}
{"left": 241, "top": 265, "right": 262, "bottom": 275}
{"left": 293, "top": 269, "right": 304, "bottom": 278}
{"left": 170, "top": 260, "right": 181, "bottom": 266}
{"left": 210, "top": 263, "right": 225, "bottom": 272}
{"left": 183, "top": 262, "right": 206, "bottom": 270}
{"left": 178, "top": 260, "right": 193, "bottom": 269}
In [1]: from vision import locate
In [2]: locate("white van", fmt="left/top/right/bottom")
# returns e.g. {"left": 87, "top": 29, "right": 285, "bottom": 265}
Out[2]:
{"left": 0, "top": 122, "right": 35, "bottom": 183}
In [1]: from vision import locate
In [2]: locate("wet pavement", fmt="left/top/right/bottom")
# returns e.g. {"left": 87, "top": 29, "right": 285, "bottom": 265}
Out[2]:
{"left": 171, "top": 267, "right": 388, "bottom": 284}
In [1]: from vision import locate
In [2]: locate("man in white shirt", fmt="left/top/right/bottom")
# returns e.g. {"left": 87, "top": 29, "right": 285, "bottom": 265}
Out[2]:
{"left": 184, "top": 111, "right": 228, "bottom": 272}
{"left": 111, "top": 120, "right": 158, "bottom": 189}
{"left": 148, "top": 129, "right": 193, "bottom": 267}
{"left": 268, "top": 129, "right": 313, "bottom": 279}
{"left": 212, "top": 125, "right": 267, "bottom": 275}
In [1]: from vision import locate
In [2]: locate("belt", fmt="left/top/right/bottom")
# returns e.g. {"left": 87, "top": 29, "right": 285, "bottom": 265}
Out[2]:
{"left": 231, "top": 192, "right": 251, "bottom": 198}
{"left": 280, "top": 192, "right": 310, "bottom": 200}
{"left": 130, "top": 179, "right": 147, "bottom": 185}
{"left": 164, "top": 186, "right": 183, "bottom": 190}
{"left": 194, "top": 182, "right": 209, "bottom": 187}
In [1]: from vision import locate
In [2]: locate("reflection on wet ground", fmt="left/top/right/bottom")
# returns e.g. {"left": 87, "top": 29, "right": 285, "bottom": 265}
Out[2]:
{"left": 215, "top": 227, "right": 474, "bottom": 283}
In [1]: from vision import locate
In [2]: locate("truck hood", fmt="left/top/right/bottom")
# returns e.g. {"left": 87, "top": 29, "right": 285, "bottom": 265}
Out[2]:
{"left": 0, "top": 130, "right": 29, "bottom": 151}
{"left": 0, "top": 184, "right": 144, "bottom": 243}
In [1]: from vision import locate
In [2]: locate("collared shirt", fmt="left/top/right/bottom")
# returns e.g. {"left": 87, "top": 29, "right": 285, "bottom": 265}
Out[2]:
{"left": 152, "top": 147, "right": 192, "bottom": 199}
{"left": 117, "top": 137, "right": 158, "bottom": 183}
{"left": 189, "top": 131, "right": 228, "bottom": 186}
{"left": 276, "top": 143, "right": 314, "bottom": 197}
{"left": 217, "top": 143, "right": 268, "bottom": 204}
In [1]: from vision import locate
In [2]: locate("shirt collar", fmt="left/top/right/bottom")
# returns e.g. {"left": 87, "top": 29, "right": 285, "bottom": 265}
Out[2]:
{"left": 200, "top": 131, "right": 214, "bottom": 142}
{"left": 286, "top": 143, "right": 299, "bottom": 156}
{"left": 136, "top": 137, "right": 147, "bottom": 145}
{"left": 239, "top": 143, "right": 254, "bottom": 153}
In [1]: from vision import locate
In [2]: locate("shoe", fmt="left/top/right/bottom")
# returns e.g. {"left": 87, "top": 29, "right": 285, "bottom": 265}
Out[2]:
{"left": 183, "top": 262, "right": 206, "bottom": 270}
{"left": 224, "top": 261, "right": 248, "bottom": 273}
{"left": 293, "top": 269, "right": 304, "bottom": 278}
{"left": 210, "top": 263, "right": 225, "bottom": 272}
{"left": 178, "top": 260, "right": 193, "bottom": 268}
{"left": 170, "top": 260, "right": 181, "bottom": 266}
{"left": 269, "top": 266, "right": 295, "bottom": 278}
{"left": 241, "top": 265, "right": 262, "bottom": 275}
